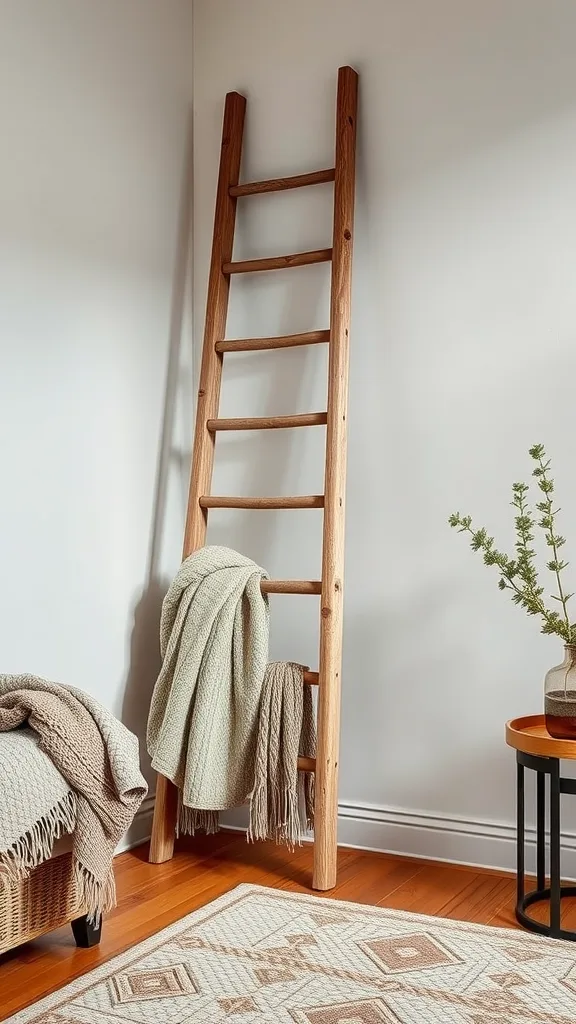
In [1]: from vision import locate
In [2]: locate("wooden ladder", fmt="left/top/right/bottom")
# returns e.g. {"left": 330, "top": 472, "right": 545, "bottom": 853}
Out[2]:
{"left": 149, "top": 65, "right": 357, "bottom": 891}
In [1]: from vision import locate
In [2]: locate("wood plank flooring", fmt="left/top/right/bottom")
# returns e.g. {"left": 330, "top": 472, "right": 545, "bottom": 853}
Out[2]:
{"left": 0, "top": 831, "right": 555, "bottom": 1021}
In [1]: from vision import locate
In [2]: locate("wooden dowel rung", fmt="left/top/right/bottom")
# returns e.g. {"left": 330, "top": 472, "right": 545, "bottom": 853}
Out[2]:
{"left": 303, "top": 671, "right": 319, "bottom": 685}
{"left": 298, "top": 756, "right": 316, "bottom": 772}
{"left": 223, "top": 249, "right": 332, "bottom": 275}
{"left": 200, "top": 495, "right": 324, "bottom": 510}
{"left": 261, "top": 580, "right": 322, "bottom": 595}
{"left": 216, "top": 331, "right": 329, "bottom": 353}
{"left": 230, "top": 168, "right": 335, "bottom": 197}
{"left": 207, "top": 412, "right": 327, "bottom": 431}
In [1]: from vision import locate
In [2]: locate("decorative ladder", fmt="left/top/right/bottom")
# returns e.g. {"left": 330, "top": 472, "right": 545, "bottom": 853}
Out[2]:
{"left": 149, "top": 65, "right": 358, "bottom": 891}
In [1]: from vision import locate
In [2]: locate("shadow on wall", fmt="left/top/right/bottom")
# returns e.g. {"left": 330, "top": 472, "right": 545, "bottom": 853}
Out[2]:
{"left": 122, "top": 119, "right": 331, "bottom": 784}
{"left": 122, "top": 112, "right": 193, "bottom": 784}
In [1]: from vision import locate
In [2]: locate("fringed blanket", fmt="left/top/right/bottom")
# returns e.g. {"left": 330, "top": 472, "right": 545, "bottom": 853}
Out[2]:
{"left": 147, "top": 546, "right": 316, "bottom": 844}
{"left": 0, "top": 675, "right": 147, "bottom": 920}
{"left": 249, "top": 661, "right": 315, "bottom": 846}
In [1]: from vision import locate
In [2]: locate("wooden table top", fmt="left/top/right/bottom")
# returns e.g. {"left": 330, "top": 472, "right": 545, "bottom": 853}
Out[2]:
{"left": 506, "top": 714, "right": 576, "bottom": 759}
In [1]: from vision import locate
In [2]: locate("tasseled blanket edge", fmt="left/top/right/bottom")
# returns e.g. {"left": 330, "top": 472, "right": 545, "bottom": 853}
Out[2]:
{"left": 177, "top": 799, "right": 220, "bottom": 838}
{"left": 0, "top": 790, "right": 77, "bottom": 882}
{"left": 0, "top": 791, "right": 116, "bottom": 924}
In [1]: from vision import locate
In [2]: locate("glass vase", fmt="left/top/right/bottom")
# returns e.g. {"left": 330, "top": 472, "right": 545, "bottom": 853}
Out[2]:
{"left": 545, "top": 645, "right": 576, "bottom": 739}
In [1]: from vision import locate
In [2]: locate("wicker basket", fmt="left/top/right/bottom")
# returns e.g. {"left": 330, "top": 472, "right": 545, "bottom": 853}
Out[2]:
{"left": 0, "top": 850, "right": 82, "bottom": 955}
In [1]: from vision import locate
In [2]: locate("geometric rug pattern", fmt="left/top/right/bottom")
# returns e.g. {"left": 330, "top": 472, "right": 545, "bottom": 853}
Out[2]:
{"left": 7, "top": 882, "right": 576, "bottom": 1023}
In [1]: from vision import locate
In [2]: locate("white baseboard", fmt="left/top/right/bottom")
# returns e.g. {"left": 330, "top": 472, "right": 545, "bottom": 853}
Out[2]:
{"left": 337, "top": 800, "right": 576, "bottom": 880}
{"left": 121, "top": 795, "right": 576, "bottom": 880}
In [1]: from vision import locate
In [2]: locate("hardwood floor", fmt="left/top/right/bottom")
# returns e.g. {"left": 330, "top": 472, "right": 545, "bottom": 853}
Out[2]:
{"left": 0, "top": 831, "right": 547, "bottom": 1021}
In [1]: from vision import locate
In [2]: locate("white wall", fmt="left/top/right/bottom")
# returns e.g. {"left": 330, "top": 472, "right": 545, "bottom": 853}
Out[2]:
{"left": 193, "top": 0, "right": 576, "bottom": 871}
{"left": 0, "top": 0, "right": 193, "bottom": 817}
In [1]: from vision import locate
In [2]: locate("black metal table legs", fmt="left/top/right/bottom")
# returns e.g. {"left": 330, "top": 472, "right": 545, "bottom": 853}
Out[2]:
{"left": 516, "top": 750, "right": 576, "bottom": 940}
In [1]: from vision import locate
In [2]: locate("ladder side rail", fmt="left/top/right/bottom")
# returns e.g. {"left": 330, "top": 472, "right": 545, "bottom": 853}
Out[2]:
{"left": 149, "top": 91, "right": 246, "bottom": 865}
{"left": 313, "top": 66, "right": 358, "bottom": 891}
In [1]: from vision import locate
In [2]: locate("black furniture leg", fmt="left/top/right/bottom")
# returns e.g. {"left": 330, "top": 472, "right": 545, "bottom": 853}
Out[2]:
{"left": 514, "top": 750, "right": 576, "bottom": 940}
{"left": 71, "top": 914, "right": 102, "bottom": 948}
{"left": 550, "top": 758, "right": 561, "bottom": 936}
{"left": 537, "top": 769, "right": 546, "bottom": 891}
{"left": 517, "top": 758, "right": 525, "bottom": 907}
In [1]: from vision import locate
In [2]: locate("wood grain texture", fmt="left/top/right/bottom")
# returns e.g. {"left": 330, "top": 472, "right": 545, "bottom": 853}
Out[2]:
{"left": 150, "top": 67, "right": 358, "bottom": 889}
{"left": 215, "top": 330, "right": 330, "bottom": 352}
{"left": 230, "top": 168, "right": 335, "bottom": 197}
{"left": 0, "top": 836, "right": 530, "bottom": 1021}
{"left": 207, "top": 412, "right": 327, "bottom": 431}
{"left": 200, "top": 495, "right": 324, "bottom": 510}
{"left": 148, "top": 774, "right": 178, "bottom": 865}
{"left": 223, "top": 249, "right": 332, "bottom": 274}
{"left": 261, "top": 579, "right": 322, "bottom": 595}
{"left": 506, "top": 714, "right": 576, "bottom": 759}
{"left": 149, "top": 90, "right": 246, "bottom": 866}
{"left": 314, "top": 66, "right": 358, "bottom": 892}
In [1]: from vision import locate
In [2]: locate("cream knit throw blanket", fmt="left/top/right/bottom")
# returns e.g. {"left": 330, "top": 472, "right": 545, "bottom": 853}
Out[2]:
{"left": 0, "top": 675, "right": 147, "bottom": 920}
{"left": 147, "top": 546, "right": 316, "bottom": 842}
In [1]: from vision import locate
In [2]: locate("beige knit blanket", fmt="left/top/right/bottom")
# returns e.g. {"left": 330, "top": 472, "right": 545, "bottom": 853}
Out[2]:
{"left": 0, "top": 675, "right": 147, "bottom": 920}
{"left": 250, "top": 661, "right": 316, "bottom": 847}
{"left": 147, "top": 546, "right": 316, "bottom": 843}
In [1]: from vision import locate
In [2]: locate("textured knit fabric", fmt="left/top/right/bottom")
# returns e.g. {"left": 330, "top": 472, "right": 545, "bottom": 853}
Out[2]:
{"left": 249, "top": 662, "right": 316, "bottom": 848}
{"left": 147, "top": 546, "right": 317, "bottom": 843}
{"left": 0, "top": 729, "right": 75, "bottom": 862}
{"left": 0, "top": 675, "right": 147, "bottom": 920}
{"left": 147, "top": 546, "right": 270, "bottom": 829}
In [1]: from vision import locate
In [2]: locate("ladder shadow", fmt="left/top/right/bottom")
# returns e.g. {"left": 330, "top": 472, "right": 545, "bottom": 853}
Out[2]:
{"left": 121, "top": 110, "right": 193, "bottom": 782}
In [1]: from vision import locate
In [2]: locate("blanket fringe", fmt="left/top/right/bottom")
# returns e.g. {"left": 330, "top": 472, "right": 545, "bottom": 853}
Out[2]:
{"left": 0, "top": 790, "right": 115, "bottom": 923}
{"left": 0, "top": 790, "right": 77, "bottom": 882}
{"left": 248, "top": 784, "right": 302, "bottom": 849}
{"left": 75, "top": 863, "right": 116, "bottom": 924}
{"left": 178, "top": 802, "right": 220, "bottom": 837}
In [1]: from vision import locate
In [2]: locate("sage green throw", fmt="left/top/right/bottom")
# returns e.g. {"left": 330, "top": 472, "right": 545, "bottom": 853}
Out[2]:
{"left": 147, "top": 546, "right": 316, "bottom": 843}
{"left": 148, "top": 546, "right": 270, "bottom": 832}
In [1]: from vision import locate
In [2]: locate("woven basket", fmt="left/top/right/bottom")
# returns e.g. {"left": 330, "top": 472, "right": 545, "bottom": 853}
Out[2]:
{"left": 0, "top": 850, "right": 82, "bottom": 955}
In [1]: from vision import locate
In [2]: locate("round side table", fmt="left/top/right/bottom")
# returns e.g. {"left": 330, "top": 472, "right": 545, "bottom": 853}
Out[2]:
{"left": 506, "top": 714, "right": 576, "bottom": 941}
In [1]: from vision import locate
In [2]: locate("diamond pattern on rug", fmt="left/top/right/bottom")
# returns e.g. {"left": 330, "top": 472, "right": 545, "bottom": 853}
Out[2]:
{"left": 254, "top": 967, "right": 298, "bottom": 986}
{"left": 110, "top": 962, "right": 198, "bottom": 1004}
{"left": 286, "top": 933, "right": 318, "bottom": 947}
{"left": 289, "top": 997, "right": 401, "bottom": 1023}
{"left": 503, "top": 943, "right": 546, "bottom": 962}
{"left": 359, "top": 932, "right": 462, "bottom": 974}
{"left": 468, "top": 1016, "right": 511, "bottom": 1024}
{"left": 561, "top": 961, "right": 576, "bottom": 995}
{"left": 38, "top": 1016, "right": 82, "bottom": 1024}
{"left": 218, "top": 995, "right": 260, "bottom": 1014}
{"left": 308, "top": 912, "right": 350, "bottom": 928}
{"left": 488, "top": 970, "right": 529, "bottom": 987}
{"left": 9, "top": 883, "right": 576, "bottom": 1024}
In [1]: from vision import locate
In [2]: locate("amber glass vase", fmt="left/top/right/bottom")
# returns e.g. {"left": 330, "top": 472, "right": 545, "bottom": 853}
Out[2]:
{"left": 545, "top": 645, "right": 576, "bottom": 739}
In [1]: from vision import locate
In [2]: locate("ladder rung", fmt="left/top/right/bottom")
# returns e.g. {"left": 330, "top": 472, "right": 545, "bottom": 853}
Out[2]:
{"left": 303, "top": 671, "right": 319, "bottom": 685}
{"left": 298, "top": 756, "right": 316, "bottom": 772}
{"left": 261, "top": 580, "right": 322, "bottom": 595}
{"left": 223, "top": 249, "right": 332, "bottom": 275}
{"left": 216, "top": 330, "right": 330, "bottom": 353}
{"left": 230, "top": 168, "right": 335, "bottom": 197}
{"left": 200, "top": 495, "right": 324, "bottom": 510}
{"left": 207, "top": 412, "right": 327, "bottom": 431}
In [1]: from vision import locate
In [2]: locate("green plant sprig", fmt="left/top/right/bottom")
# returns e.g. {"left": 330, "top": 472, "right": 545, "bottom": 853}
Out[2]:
{"left": 449, "top": 444, "right": 576, "bottom": 644}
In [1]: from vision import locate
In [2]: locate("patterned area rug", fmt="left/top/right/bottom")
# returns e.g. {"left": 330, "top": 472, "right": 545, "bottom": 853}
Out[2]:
{"left": 8, "top": 882, "right": 576, "bottom": 1023}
